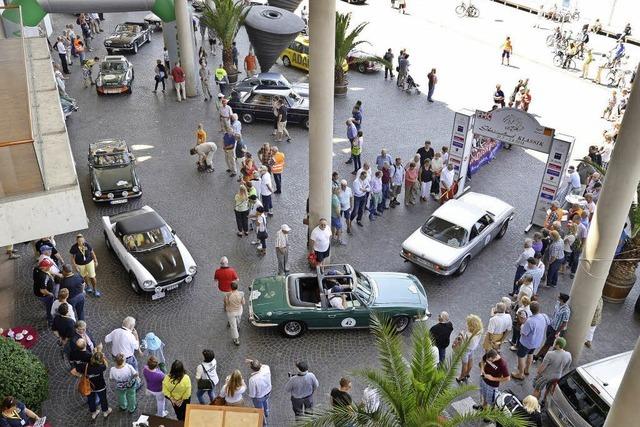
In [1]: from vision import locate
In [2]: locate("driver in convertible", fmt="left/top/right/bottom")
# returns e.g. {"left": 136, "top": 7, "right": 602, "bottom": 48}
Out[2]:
{"left": 328, "top": 283, "right": 352, "bottom": 310}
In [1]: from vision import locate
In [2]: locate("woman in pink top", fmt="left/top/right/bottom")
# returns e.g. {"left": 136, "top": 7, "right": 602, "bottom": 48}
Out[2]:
{"left": 404, "top": 162, "right": 419, "bottom": 205}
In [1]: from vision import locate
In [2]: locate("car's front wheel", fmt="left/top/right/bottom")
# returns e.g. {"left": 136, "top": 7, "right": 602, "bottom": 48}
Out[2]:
{"left": 126, "top": 85, "right": 133, "bottom": 95}
{"left": 104, "top": 232, "right": 112, "bottom": 251}
{"left": 393, "top": 316, "right": 411, "bottom": 333}
{"left": 455, "top": 256, "right": 471, "bottom": 276}
{"left": 357, "top": 63, "right": 366, "bottom": 73}
{"left": 241, "top": 112, "right": 255, "bottom": 124}
{"left": 282, "top": 56, "right": 291, "bottom": 67}
{"left": 303, "top": 117, "right": 309, "bottom": 129}
{"left": 280, "top": 320, "right": 306, "bottom": 338}
{"left": 133, "top": 43, "right": 138, "bottom": 54}
{"left": 129, "top": 274, "right": 142, "bottom": 294}
{"left": 496, "top": 220, "right": 509, "bottom": 239}
{"left": 106, "top": 48, "right": 113, "bottom": 55}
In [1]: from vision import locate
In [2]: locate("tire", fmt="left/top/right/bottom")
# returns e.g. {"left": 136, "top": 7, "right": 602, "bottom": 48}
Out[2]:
{"left": 106, "top": 49, "right": 113, "bottom": 55}
{"left": 634, "top": 294, "right": 640, "bottom": 315}
{"left": 280, "top": 320, "right": 306, "bottom": 338}
{"left": 282, "top": 56, "right": 291, "bottom": 67}
{"left": 104, "top": 231, "right": 112, "bottom": 251}
{"left": 357, "top": 63, "right": 366, "bottom": 73}
{"left": 126, "top": 85, "right": 132, "bottom": 94}
{"left": 393, "top": 316, "right": 411, "bottom": 333}
{"left": 558, "top": 39, "right": 568, "bottom": 50}
{"left": 569, "top": 59, "right": 576, "bottom": 70}
{"left": 606, "top": 71, "right": 617, "bottom": 87}
{"left": 133, "top": 43, "right": 138, "bottom": 54}
{"left": 455, "top": 5, "right": 466, "bottom": 17}
{"left": 471, "top": 6, "right": 479, "bottom": 17}
{"left": 545, "top": 35, "right": 555, "bottom": 47}
{"left": 553, "top": 54, "right": 563, "bottom": 67}
{"left": 129, "top": 274, "right": 142, "bottom": 295}
{"left": 496, "top": 220, "right": 509, "bottom": 239}
{"left": 241, "top": 112, "right": 255, "bottom": 124}
{"left": 455, "top": 256, "right": 471, "bottom": 276}
{"left": 303, "top": 117, "right": 309, "bottom": 129}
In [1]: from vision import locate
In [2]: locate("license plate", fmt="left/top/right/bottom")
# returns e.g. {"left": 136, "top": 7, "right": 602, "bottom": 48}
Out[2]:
{"left": 151, "top": 291, "right": 166, "bottom": 300}
{"left": 104, "top": 88, "right": 121, "bottom": 94}
{"left": 110, "top": 199, "right": 127, "bottom": 204}
{"left": 164, "top": 283, "right": 179, "bottom": 292}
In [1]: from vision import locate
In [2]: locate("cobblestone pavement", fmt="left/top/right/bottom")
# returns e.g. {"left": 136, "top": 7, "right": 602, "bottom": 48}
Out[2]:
{"left": 6, "top": 2, "right": 640, "bottom": 426}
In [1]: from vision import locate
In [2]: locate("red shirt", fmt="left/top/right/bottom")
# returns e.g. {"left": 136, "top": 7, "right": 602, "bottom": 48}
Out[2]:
{"left": 482, "top": 356, "right": 509, "bottom": 387}
{"left": 214, "top": 267, "right": 238, "bottom": 292}
{"left": 171, "top": 66, "right": 185, "bottom": 83}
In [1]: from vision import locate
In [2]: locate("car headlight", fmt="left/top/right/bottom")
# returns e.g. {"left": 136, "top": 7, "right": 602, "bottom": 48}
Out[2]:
{"left": 96, "top": 79, "right": 103, "bottom": 87}
{"left": 188, "top": 265, "right": 197, "bottom": 275}
{"left": 121, "top": 190, "right": 128, "bottom": 197}
{"left": 107, "top": 192, "right": 114, "bottom": 199}
{"left": 105, "top": 40, "right": 112, "bottom": 45}
{"left": 132, "top": 186, "right": 139, "bottom": 192}
{"left": 143, "top": 280, "right": 154, "bottom": 288}
{"left": 94, "top": 190, "right": 102, "bottom": 197}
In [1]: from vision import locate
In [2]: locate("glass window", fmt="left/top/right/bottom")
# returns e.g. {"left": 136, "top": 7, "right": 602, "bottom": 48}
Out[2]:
{"left": 421, "top": 216, "right": 468, "bottom": 247}
{"left": 558, "top": 371, "right": 608, "bottom": 427}
{"left": 354, "top": 271, "right": 373, "bottom": 304}
{"left": 122, "top": 226, "right": 174, "bottom": 252}
{"left": 249, "top": 94, "right": 273, "bottom": 106}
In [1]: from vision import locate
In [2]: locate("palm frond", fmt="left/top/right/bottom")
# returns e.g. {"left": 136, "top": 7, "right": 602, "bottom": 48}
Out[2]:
{"left": 356, "top": 369, "right": 406, "bottom": 423}
{"left": 297, "top": 402, "right": 397, "bottom": 427}
{"left": 334, "top": 12, "right": 372, "bottom": 83}
{"left": 442, "top": 406, "right": 529, "bottom": 427}
{"left": 199, "top": 0, "right": 249, "bottom": 71}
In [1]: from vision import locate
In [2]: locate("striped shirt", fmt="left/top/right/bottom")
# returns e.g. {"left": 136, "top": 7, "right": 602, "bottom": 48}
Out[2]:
{"left": 551, "top": 303, "right": 571, "bottom": 331}
{"left": 548, "top": 240, "right": 565, "bottom": 260}
{"left": 275, "top": 230, "right": 288, "bottom": 249}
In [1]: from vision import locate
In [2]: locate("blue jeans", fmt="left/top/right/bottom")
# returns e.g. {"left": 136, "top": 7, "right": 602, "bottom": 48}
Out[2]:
{"left": 427, "top": 85, "right": 435, "bottom": 100}
{"left": 350, "top": 195, "right": 367, "bottom": 222}
{"left": 252, "top": 392, "right": 270, "bottom": 425}
{"left": 261, "top": 194, "right": 273, "bottom": 212}
{"left": 437, "top": 347, "right": 446, "bottom": 364}
{"left": 68, "top": 293, "right": 85, "bottom": 321}
{"left": 39, "top": 295, "right": 55, "bottom": 324}
{"left": 88, "top": 389, "right": 108, "bottom": 412}
{"left": 547, "top": 259, "right": 563, "bottom": 287}
{"left": 381, "top": 183, "right": 390, "bottom": 208}
{"left": 197, "top": 389, "right": 215, "bottom": 404}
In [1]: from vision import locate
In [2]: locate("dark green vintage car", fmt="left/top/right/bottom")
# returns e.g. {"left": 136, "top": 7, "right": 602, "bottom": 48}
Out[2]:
{"left": 248, "top": 264, "right": 430, "bottom": 338}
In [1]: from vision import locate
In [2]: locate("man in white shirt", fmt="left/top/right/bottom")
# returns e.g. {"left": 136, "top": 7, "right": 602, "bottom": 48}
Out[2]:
{"left": 439, "top": 163, "right": 455, "bottom": 204}
{"left": 511, "top": 238, "right": 535, "bottom": 295}
{"left": 104, "top": 316, "right": 141, "bottom": 370}
{"left": 310, "top": 219, "right": 332, "bottom": 266}
{"left": 349, "top": 171, "right": 371, "bottom": 227}
{"left": 219, "top": 98, "right": 233, "bottom": 132}
{"left": 275, "top": 224, "right": 290, "bottom": 275}
{"left": 259, "top": 166, "right": 274, "bottom": 216}
{"left": 247, "top": 359, "right": 272, "bottom": 425}
{"left": 55, "top": 36, "right": 70, "bottom": 74}
{"left": 390, "top": 157, "right": 404, "bottom": 207}
{"left": 195, "top": 141, "right": 217, "bottom": 172}
{"left": 484, "top": 302, "right": 512, "bottom": 350}
{"left": 524, "top": 257, "right": 545, "bottom": 296}
{"left": 338, "top": 180, "right": 353, "bottom": 234}
{"left": 566, "top": 165, "right": 582, "bottom": 195}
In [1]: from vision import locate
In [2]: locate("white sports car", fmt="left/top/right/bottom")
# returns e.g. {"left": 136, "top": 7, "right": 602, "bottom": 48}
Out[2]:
{"left": 102, "top": 206, "right": 197, "bottom": 299}
{"left": 401, "top": 192, "right": 514, "bottom": 276}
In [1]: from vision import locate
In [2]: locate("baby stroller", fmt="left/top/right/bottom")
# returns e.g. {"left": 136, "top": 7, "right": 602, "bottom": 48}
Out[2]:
{"left": 404, "top": 74, "right": 420, "bottom": 94}
{"left": 494, "top": 389, "right": 524, "bottom": 427}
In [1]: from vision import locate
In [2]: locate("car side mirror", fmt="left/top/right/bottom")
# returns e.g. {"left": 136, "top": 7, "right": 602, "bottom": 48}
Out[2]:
{"left": 171, "top": 229, "right": 176, "bottom": 235}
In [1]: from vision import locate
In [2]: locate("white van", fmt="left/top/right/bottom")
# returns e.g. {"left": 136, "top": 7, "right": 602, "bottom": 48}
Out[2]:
{"left": 547, "top": 351, "right": 632, "bottom": 427}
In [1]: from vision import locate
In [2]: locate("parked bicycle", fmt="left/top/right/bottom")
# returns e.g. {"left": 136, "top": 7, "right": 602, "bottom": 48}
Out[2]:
{"left": 606, "top": 67, "right": 632, "bottom": 88}
{"left": 546, "top": 28, "right": 572, "bottom": 50}
{"left": 552, "top": 49, "right": 576, "bottom": 70}
{"left": 455, "top": 2, "right": 480, "bottom": 18}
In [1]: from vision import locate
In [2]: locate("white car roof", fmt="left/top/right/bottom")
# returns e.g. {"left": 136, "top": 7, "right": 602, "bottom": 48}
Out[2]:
{"left": 459, "top": 191, "right": 513, "bottom": 216}
{"left": 432, "top": 199, "right": 485, "bottom": 231}
{"left": 577, "top": 351, "right": 632, "bottom": 406}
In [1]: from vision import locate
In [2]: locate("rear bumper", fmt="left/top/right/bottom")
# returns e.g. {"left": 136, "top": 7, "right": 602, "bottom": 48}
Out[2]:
{"left": 400, "top": 250, "right": 458, "bottom": 276}
{"left": 248, "top": 301, "right": 278, "bottom": 327}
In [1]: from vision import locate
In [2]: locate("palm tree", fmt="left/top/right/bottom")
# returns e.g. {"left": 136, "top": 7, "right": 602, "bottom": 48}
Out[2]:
{"left": 297, "top": 314, "right": 526, "bottom": 427}
{"left": 578, "top": 158, "right": 640, "bottom": 309}
{"left": 199, "top": 0, "right": 250, "bottom": 77}
{"left": 334, "top": 12, "right": 388, "bottom": 96}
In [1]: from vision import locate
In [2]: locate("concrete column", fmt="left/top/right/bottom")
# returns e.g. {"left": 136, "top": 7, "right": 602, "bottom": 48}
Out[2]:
{"left": 604, "top": 337, "right": 640, "bottom": 426}
{"left": 174, "top": 0, "right": 197, "bottom": 96}
{"left": 162, "top": 20, "right": 179, "bottom": 68}
{"left": 307, "top": 0, "right": 335, "bottom": 245}
{"left": 564, "top": 65, "right": 640, "bottom": 361}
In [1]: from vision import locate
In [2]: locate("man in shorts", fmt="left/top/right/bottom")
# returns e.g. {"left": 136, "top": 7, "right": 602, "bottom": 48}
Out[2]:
{"left": 331, "top": 187, "right": 344, "bottom": 245}
{"left": 501, "top": 36, "right": 513, "bottom": 66}
{"left": 69, "top": 234, "right": 100, "bottom": 297}
{"left": 338, "top": 180, "right": 353, "bottom": 235}
{"left": 532, "top": 337, "right": 572, "bottom": 404}
{"left": 310, "top": 219, "right": 332, "bottom": 266}
{"left": 512, "top": 301, "right": 549, "bottom": 380}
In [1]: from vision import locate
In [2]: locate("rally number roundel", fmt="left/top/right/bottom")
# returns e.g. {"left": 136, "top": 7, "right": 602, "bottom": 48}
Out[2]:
{"left": 341, "top": 317, "right": 357, "bottom": 328}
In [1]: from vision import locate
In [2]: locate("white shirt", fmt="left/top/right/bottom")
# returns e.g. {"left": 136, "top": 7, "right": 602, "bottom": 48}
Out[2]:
{"left": 515, "top": 247, "right": 535, "bottom": 267}
{"left": 195, "top": 142, "right": 217, "bottom": 155}
{"left": 338, "top": 187, "right": 352, "bottom": 210}
{"left": 247, "top": 365, "right": 272, "bottom": 398}
{"left": 517, "top": 283, "right": 534, "bottom": 302}
{"left": 568, "top": 171, "right": 581, "bottom": 189}
{"left": 585, "top": 201, "right": 596, "bottom": 215}
{"left": 440, "top": 167, "right": 455, "bottom": 189}
{"left": 275, "top": 230, "right": 288, "bottom": 249}
{"left": 220, "top": 104, "right": 233, "bottom": 118}
{"left": 260, "top": 173, "right": 273, "bottom": 196}
{"left": 105, "top": 327, "right": 140, "bottom": 358}
{"left": 220, "top": 382, "right": 246, "bottom": 403}
{"left": 38, "top": 254, "right": 60, "bottom": 275}
{"left": 362, "top": 387, "right": 380, "bottom": 413}
{"left": 487, "top": 313, "right": 512, "bottom": 334}
{"left": 231, "top": 120, "right": 242, "bottom": 136}
{"left": 352, "top": 178, "right": 370, "bottom": 197}
{"left": 56, "top": 40, "right": 66, "bottom": 54}
{"left": 310, "top": 225, "right": 331, "bottom": 252}
{"left": 329, "top": 292, "right": 345, "bottom": 309}
{"left": 525, "top": 263, "right": 545, "bottom": 294}
{"left": 195, "top": 359, "right": 219, "bottom": 385}
{"left": 391, "top": 164, "right": 405, "bottom": 185}
{"left": 356, "top": 168, "right": 371, "bottom": 186}
{"left": 51, "top": 300, "right": 77, "bottom": 321}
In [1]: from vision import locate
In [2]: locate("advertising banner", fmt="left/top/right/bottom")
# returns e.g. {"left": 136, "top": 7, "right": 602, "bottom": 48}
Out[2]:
{"left": 448, "top": 111, "right": 473, "bottom": 198}
{"left": 474, "top": 108, "right": 554, "bottom": 153}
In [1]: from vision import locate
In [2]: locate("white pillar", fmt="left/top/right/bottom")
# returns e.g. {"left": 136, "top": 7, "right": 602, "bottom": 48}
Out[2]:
{"left": 307, "top": 0, "right": 335, "bottom": 245}
{"left": 565, "top": 65, "right": 640, "bottom": 361}
{"left": 175, "top": 0, "right": 197, "bottom": 96}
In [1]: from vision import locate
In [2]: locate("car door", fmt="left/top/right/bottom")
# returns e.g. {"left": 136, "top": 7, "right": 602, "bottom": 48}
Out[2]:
{"left": 323, "top": 297, "right": 370, "bottom": 330}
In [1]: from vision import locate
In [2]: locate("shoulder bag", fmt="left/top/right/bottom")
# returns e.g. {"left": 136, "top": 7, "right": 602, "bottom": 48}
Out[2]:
{"left": 197, "top": 363, "right": 214, "bottom": 391}
{"left": 78, "top": 364, "right": 92, "bottom": 396}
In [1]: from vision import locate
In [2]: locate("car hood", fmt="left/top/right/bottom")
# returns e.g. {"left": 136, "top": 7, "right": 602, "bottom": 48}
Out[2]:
{"left": 93, "top": 165, "right": 135, "bottom": 191}
{"left": 99, "top": 71, "right": 127, "bottom": 84}
{"left": 367, "top": 272, "right": 428, "bottom": 308}
{"left": 402, "top": 228, "right": 465, "bottom": 267}
{"left": 292, "top": 83, "right": 309, "bottom": 97}
{"left": 131, "top": 244, "right": 185, "bottom": 283}
{"left": 106, "top": 34, "right": 135, "bottom": 44}
{"left": 250, "top": 277, "right": 288, "bottom": 313}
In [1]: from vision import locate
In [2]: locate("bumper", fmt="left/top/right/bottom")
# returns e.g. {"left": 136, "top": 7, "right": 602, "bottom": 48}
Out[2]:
{"left": 415, "top": 312, "right": 432, "bottom": 322}
{"left": 104, "top": 45, "right": 133, "bottom": 52}
{"left": 92, "top": 191, "right": 142, "bottom": 204}
{"left": 400, "top": 250, "right": 458, "bottom": 276}
{"left": 96, "top": 85, "right": 131, "bottom": 95}
{"left": 248, "top": 302, "right": 278, "bottom": 327}
{"left": 148, "top": 274, "right": 195, "bottom": 300}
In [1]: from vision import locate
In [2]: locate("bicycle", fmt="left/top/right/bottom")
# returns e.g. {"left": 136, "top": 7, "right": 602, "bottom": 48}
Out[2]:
{"left": 552, "top": 50, "right": 576, "bottom": 70}
{"left": 455, "top": 2, "right": 480, "bottom": 18}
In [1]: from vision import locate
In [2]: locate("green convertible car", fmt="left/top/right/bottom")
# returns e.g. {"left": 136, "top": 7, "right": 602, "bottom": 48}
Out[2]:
{"left": 248, "top": 264, "right": 430, "bottom": 338}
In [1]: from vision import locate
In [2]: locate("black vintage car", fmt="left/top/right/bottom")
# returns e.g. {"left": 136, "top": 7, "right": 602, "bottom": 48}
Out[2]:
{"left": 104, "top": 22, "right": 152, "bottom": 54}
{"left": 96, "top": 56, "right": 134, "bottom": 95}
{"left": 229, "top": 87, "right": 310, "bottom": 129}
{"left": 89, "top": 139, "right": 142, "bottom": 204}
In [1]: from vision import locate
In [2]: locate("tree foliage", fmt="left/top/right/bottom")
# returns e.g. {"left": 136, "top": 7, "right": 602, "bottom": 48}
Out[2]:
{"left": 199, "top": 0, "right": 250, "bottom": 73}
{"left": 0, "top": 337, "right": 48, "bottom": 411}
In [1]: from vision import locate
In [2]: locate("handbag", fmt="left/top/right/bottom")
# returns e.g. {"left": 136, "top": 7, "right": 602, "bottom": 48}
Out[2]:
{"left": 78, "top": 364, "right": 92, "bottom": 397}
{"left": 451, "top": 332, "right": 464, "bottom": 350}
{"left": 197, "top": 363, "right": 214, "bottom": 391}
{"left": 125, "top": 375, "right": 141, "bottom": 390}
{"left": 256, "top": 230, "right": 268, "bottom": 240}
{"left": 190, "top": 147, "right": 197, "bottom": 156}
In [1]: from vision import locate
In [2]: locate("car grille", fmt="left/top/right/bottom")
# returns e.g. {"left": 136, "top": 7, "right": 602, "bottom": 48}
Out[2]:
{"left": 158, "top": 274, "right": 187, "bottom": 286}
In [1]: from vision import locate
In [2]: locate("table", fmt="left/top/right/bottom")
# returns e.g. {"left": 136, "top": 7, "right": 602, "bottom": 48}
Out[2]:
{"left": 1, "top": 325, "right": 38, "bottom": 349}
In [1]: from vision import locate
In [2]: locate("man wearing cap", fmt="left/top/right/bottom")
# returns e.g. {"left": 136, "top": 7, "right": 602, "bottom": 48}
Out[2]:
{"left": 69, "top": 234, "right": 100, "bottom": 297}
{"left": 214, "top": 257, "right": 239, "bottom": 297}
{"left": 275, "top": 225, "right": 291, "bottom": 275}
{"left": 35, "top": 236, "right": 64, "bottom": 266}
{"left": 284, "top": 361, "right": 319, "bottom": 417}
{"left": 104, "top": 316, "right": 141, "bottom": 370}
{"left": 38, "top": 245, "right": 63, "bottom": 283}
{"left": 532, "top": 337, "right": 572, "bottom": 404}
{"left": 219, "top": 97, "right": 233, "bottom": 132}
{"left": 246, "top": 359, "right": 271, "bottom": 425}
{"left": 33, "top": 258, "right": 56, "bottom": 325}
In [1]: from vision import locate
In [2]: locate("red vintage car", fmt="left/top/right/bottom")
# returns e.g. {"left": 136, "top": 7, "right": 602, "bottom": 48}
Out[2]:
{"left": 347, "top": 49, "right": 382, "bottom": 74}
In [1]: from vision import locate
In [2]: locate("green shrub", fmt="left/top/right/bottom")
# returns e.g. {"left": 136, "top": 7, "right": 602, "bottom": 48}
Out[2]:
{"left": 0, "top": 337, "right": 48, "bottom": 410}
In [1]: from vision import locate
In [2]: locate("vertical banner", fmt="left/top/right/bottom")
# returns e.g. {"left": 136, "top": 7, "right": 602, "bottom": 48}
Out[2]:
{"left": 530, "top": 134, "right": 575, "bottom": 229}
{"left": 448, "top": 111, "right": 473, "bottom": 198}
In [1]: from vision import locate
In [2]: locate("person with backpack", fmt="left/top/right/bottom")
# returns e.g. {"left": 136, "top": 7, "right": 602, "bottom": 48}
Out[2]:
{"left": 383, "top": 48, "right": 394, "bottom": 79}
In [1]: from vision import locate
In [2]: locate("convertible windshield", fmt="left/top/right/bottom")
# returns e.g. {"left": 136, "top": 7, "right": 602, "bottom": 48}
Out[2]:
{"left": 123, "top": 226, "right": 173, "bottom": 252}
{"left": 421, "top": 216, "right": 468, "bottom": 248}
{"left": 355, "top": 271, "right": 373, "bottom": 304}
{"left": 93, "top": 151, "right": 130, "bottom": 167}
{"left": 116, "top": 24, "right": 139, "bottom": 33}
{"left": 101, "top": 62, "right": 126, "bottom": 73}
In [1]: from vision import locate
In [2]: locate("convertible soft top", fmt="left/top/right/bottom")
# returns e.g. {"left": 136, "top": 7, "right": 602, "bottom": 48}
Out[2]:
{"left": 115, "top": 210, "right": 165, "bottom": 235}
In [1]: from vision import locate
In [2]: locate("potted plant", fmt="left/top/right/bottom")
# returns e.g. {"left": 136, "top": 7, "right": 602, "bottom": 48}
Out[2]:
{"left": 578, "top": 158, "right": 640, "bottom": 310}
{"left": 0, "top": 337, "right": 49, "bottom": 410}
{"left": 334, "top": 12, "right": 388, "bottom": 97}
{"left": 297, "top": 314, "right": 526, "bottom": 427}
{"left": 200, "top": 0, "right": 250, "bottom": 84}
